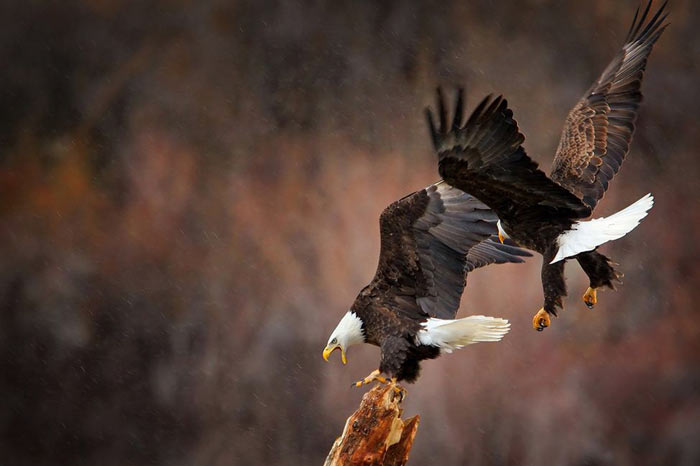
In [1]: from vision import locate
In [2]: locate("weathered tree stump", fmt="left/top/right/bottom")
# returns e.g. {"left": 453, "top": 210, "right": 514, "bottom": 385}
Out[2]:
{"left": 324, "top": 384, "right": 419, "bottom": 466}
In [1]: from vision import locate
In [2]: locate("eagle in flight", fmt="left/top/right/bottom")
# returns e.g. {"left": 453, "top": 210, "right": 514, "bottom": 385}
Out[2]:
{"left": 429, "top": 0, "right": 667, "bottom": 331}
{"left": 323, "top": 181, "right": 530, "bottom": 385}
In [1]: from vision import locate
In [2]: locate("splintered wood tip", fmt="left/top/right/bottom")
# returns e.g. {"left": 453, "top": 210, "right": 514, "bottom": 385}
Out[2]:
{"left": 324, "top": 384, "right": 419, "bottom": 466}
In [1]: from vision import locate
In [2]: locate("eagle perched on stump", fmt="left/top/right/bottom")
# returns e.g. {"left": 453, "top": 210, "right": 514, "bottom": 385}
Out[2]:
{"left": 323, "top": 181, "right": 530, "bottom": 385}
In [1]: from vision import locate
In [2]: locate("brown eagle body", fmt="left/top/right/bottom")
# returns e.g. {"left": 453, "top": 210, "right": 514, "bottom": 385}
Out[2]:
{"left": 428, "top": 1, "right": 667, "bottom": 329}
{"left": 324, "top": 182, "right": 530, "bottom": 383}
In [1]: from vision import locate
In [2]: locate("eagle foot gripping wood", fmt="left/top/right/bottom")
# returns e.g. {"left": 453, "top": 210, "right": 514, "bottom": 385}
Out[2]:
{"left": 352, "top": 369, "right": 389, "bottom": 388}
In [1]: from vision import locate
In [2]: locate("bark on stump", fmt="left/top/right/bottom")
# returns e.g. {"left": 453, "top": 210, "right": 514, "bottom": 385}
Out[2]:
{"left": 324, "top": 384, "right": 419, "bottom": 466}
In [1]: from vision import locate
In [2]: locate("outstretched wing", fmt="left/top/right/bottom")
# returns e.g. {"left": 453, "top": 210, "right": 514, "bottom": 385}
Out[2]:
{"left": 428, "top": 89, "right": 591, "bottom": 226}
{"left": 374, "top": 181, "right": 531, "bottom": 320}
{"left": 550, "top": 1, "right": 668, "bottom": 209}
{"left": 465, "top": 238, "right": 528, "bottom": 273}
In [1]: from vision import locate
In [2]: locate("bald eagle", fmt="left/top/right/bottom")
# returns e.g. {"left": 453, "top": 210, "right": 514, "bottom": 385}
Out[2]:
{"left": 428, "top": 1, "right": 666, "bottom": 331}
{"left": 323, "top": 181, "right": 531, "bottom": 384}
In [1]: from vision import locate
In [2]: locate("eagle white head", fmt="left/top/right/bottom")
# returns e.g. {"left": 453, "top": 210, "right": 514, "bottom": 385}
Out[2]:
{"left": 497, "top": 220, "right": 510, "bottom": 244}
{"left": 323, "top": 311, "right": 365, "bottom": 364}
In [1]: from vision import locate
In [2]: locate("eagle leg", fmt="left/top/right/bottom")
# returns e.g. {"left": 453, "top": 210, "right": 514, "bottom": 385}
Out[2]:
{"left": 583, "top": 287, "right": 597, "bottom": 309}
{"left": 352, "top": 369, "right": 389, "bottom": 388}
{"left": 532, "top": 308, "right": 551, "bottom": 332}
{"left": 576, "top": 251, "right": 623, "bottom": 303}
{"left": 390, "top": 379, "right": 407, "bottom": 402}
{"left": 540, "top": 257, "right": 565, "bottom": 330}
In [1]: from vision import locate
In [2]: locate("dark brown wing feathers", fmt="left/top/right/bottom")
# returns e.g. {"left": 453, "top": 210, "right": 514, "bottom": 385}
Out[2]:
{"left": 428, "top": 90, "right": 591, "bottom": 222}
{"left": 550, "top": 0, "right": 667, "bottom": 209}
{"left": 465, "top": 239, "right": 528, "bottom": 273}
{"left": 374, "top": 182, "right": 530, "bottom": 320}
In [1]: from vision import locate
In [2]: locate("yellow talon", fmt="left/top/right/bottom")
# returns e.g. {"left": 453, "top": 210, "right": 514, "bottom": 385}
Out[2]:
{"left": 391, "top": 380, "right": 407, "bottom": 402}
{"left": 532, "top": 308, "right": 550, "bottom": 332}
{"left": 352, "top": 369, "right": 388, "bottom": 388}
{"left": 583, "top": 287, "right": 597, "bottom": 309}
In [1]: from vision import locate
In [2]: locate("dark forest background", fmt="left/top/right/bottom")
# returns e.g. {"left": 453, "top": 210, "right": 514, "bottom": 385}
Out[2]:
{"left": 1, "top": 1, "right": 699, "bottom": 465}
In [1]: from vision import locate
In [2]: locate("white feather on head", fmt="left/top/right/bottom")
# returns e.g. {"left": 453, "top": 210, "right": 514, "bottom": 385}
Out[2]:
{"left": 497, "top": 220, "right": 510, "bottom": 241}
{"left": 324, "top": 311, "right": 365, "bottom": 364}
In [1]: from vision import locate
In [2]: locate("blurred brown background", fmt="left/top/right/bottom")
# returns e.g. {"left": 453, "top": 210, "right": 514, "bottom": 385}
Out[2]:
{"left": 1, "top": 0, "right": 699, "bottom": 465}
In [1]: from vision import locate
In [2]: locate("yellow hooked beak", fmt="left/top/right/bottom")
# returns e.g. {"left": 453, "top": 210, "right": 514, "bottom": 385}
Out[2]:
{"left": 498, "top": 231, "right": 505, "bottom": 244}
{"left": 323, "top": 344, "right": 347, "bottom": 365}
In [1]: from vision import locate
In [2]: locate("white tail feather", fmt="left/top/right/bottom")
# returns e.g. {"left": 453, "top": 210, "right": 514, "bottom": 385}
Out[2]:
{"left": 550, "top": 193, "right": 654, "bottom": 264}
{"left": 417, "top": 315, "right": 510, "bottom": 353}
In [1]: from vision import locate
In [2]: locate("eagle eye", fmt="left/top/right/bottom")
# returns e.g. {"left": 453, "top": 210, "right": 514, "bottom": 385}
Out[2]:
{"left": 331, "top": 338, "right": 337, "bottom": 345}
